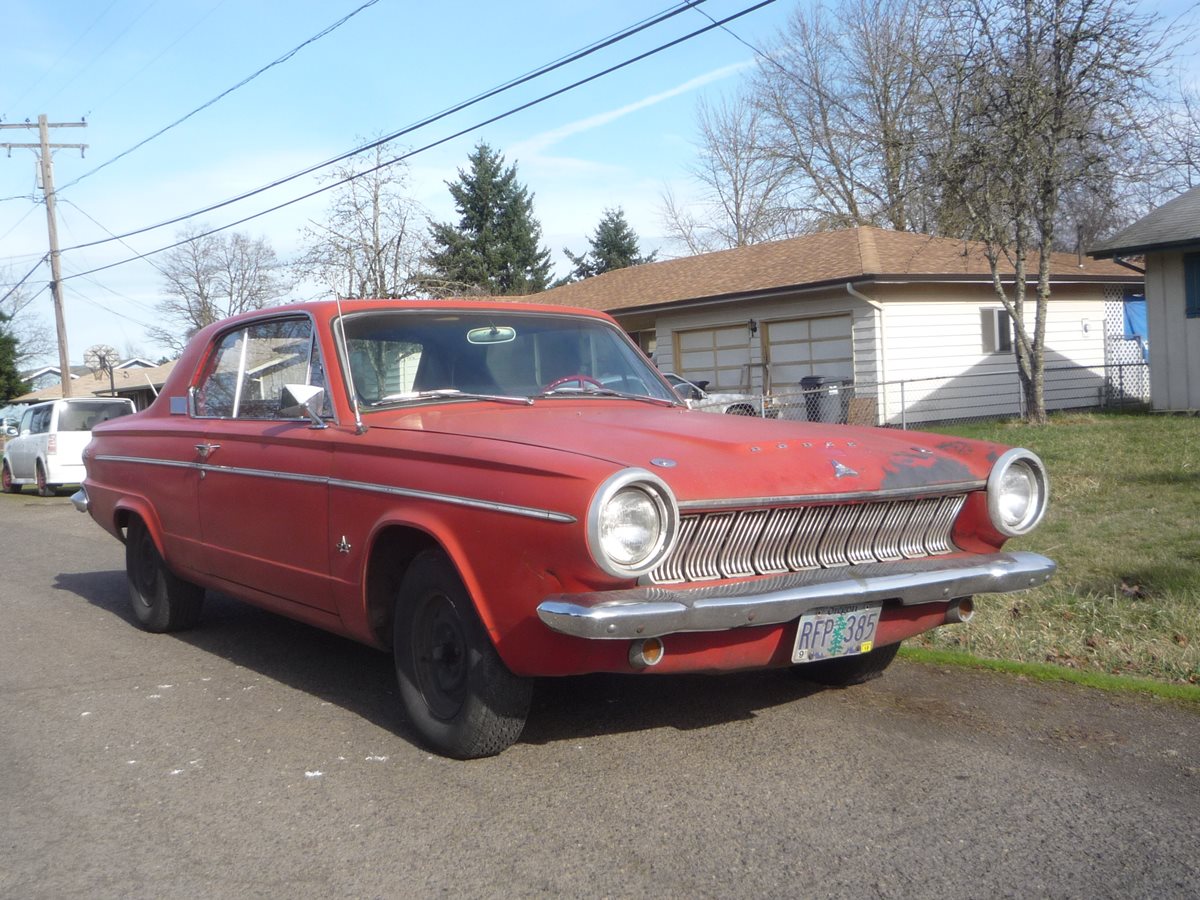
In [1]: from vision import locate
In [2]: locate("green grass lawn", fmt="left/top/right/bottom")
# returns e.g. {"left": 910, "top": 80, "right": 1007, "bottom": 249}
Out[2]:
{"left": 907, "top": 411, "right": 1200, "bottom": 685}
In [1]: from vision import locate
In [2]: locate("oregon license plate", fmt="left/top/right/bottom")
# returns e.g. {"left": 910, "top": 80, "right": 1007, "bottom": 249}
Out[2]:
{"left": 792, "top": 603, "right": 881, "bottom": 663}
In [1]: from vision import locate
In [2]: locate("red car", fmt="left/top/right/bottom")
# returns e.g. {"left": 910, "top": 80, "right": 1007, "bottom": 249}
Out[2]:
{"left": 75, "top": 299, "right": 1054, "bottom": 758}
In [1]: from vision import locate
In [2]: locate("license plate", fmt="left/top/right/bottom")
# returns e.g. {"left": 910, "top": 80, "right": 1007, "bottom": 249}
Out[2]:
{"left": 791, "top": 603, "right": 881, "bottom": 663}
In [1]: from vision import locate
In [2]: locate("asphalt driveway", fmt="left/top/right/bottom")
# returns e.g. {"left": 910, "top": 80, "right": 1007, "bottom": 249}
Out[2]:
{"left": 2, "top": 492, "right": 1198, "bottom": 898}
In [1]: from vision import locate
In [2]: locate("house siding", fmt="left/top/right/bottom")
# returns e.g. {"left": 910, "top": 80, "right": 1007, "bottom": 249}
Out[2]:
{"left": 609, "top": 277, "right": 1127, "bottom": 425}
{"left": 1147, "top": 250, "right": 1200, "bottom": 410}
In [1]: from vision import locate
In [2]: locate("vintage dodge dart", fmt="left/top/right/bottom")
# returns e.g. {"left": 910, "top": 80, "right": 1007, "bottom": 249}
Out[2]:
{"left": 75, "top": 299, "right": 1054, "bottom": 758}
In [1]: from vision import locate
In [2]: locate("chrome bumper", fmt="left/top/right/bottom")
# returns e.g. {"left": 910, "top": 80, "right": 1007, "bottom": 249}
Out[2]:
{"left": 70, "top": 487, "right": 89, "bottom": 513}
{"left": 537, "top": 551, "right": 1055, "bottom": 640}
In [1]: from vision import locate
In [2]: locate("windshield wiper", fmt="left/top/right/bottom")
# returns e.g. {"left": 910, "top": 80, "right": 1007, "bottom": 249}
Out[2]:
{"left": 534, "top": 386, "right": 677, "bottom": 407}
{"left": 373, "top": 389, "right": 533, "bottom": 407}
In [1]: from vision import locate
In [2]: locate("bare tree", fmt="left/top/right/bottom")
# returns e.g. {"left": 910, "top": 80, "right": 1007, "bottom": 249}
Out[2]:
{"left": 753, "top": 0, "right": 933, "bottom": 232}
{"left": 928, "top": 0, "right": 1166, "bottom": 423}
{"left": 149, "top": 226, "right": 290, "bottom": 355}
{"left": 660, "top": 93, "right": 799, "bottom": 254}
{"left": 294, "top": 141, "right": 427, "bottom": 299}
{"left": 0, "top": 267, "right": 54, "bottom": 367}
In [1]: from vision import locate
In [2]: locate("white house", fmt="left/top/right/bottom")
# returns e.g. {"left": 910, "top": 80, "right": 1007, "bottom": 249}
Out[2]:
{"left": 1089, "top": 186, "right": 1200, "bottom": 412}
{"left": 540, "top": 227, "right": 1143, "bottom": 425}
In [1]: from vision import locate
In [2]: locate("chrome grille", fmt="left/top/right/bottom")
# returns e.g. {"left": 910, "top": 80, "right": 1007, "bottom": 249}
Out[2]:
{"left": 650, "top": 494, "right": 967, "bottom": 584}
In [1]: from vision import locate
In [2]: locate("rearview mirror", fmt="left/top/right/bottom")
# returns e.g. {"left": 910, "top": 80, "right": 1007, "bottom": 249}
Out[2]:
{"left": 280, "top": 384, "right": 326, "bottom": 428}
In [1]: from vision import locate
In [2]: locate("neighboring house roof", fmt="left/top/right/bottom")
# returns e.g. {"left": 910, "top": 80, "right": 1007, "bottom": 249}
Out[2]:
{"left": 19, "top": 365, "right": 77, "bottom": 381}
{"left": 13, "top": 360, "right": 177, "bottom": 403}
{"left": 1089, "top": 186, "right": 1200, "bottom": 258}
{"left": 540, "top": 226, "right": 1138, "bottom": 313}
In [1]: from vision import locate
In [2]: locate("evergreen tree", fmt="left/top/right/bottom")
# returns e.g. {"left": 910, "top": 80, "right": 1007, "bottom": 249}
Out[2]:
{"left": 559, "top": 207, "right": 657, "bottom": 284}
{"left": 424, "top": 143, "right": 553, "bottom": 296}
{"left": 0, "top": 313, "right": 30, "bottom": 402}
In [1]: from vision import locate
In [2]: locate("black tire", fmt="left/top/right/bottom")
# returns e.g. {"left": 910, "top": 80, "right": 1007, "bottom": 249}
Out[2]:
{"left": 792, "top": 641, "right": 901, "bottom": 686}
{"left": 1, "top": 462, "right": 19, "bottom": 494}
{"left": 35, "top": 462, "right": 55, "bottom": 497}
{"left": 125, "top": 518, "right": 204, "bottom": 632}
{"left": 394, "top": 550, "right": 532, "bottom": 759}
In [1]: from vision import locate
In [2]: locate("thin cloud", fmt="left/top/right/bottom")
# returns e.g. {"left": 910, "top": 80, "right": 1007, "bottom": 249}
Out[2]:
{"left": 512, "top": 60, "right": 753, "bottom": 158}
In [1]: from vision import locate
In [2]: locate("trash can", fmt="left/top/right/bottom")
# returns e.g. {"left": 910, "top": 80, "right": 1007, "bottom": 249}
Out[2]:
{"left": 800, "top": 375, "right": 852, "bottom": 423}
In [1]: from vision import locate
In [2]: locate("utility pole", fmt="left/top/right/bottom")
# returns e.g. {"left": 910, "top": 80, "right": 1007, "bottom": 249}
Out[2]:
{"left": 1, "top": 115, "right": 87, "bottom": 397}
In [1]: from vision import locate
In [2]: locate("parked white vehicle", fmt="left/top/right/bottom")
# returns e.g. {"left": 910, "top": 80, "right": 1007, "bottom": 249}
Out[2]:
{"left": 661, "top": 373, "right": 777, "bottom": 417}
{"left": 2, "top": 398, "right": 135, "bottom": 496}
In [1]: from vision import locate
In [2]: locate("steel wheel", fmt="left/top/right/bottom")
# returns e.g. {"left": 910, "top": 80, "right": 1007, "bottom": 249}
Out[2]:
{"left": 411, "top": 592, "right": 471, "bottom": 721}
{"left": 125, "top": 518, "right": 204, "bottom": 632}
{"left": 394, "top": 550, "right": 532, "bottom": 759}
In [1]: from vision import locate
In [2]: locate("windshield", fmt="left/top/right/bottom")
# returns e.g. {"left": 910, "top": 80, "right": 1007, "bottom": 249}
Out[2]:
{"left": 338, "top": 310, "right": 676, "bottom": 407}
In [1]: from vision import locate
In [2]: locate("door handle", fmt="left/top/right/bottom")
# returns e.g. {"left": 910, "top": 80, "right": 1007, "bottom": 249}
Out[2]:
{"left": 195, "top": 442, "right": 221, "bottom": 459}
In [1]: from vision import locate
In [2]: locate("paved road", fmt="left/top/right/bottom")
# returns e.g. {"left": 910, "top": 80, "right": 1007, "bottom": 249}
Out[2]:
{"left": 1, "top": 492, "right": 1198, "bottom": 899}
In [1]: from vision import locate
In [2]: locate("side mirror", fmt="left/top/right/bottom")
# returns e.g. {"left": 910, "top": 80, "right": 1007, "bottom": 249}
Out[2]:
{"left": 280, "top": 384, "right": 327, "bottom": 428}
{"left": 4, "top": 425, "right": 17, "bottom": 437}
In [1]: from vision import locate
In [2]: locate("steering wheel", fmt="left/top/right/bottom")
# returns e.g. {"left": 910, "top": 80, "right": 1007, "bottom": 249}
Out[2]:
{"left": 543, "top": 374, "right": 604, "bottom": 392}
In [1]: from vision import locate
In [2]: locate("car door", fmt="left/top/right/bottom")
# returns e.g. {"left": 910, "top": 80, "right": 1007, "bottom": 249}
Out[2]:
{"left": 10, "top": 407, "right": 43, "bottom": 479}
{"left": 192, "top": 315, "right": 336, "bottom": 614}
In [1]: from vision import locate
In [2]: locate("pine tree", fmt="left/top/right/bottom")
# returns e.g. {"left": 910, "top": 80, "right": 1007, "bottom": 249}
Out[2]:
{"left": 559, "top": 207, "right": 657, "bottom": 285}
{"left": 0, "top": 313, "right": 30, "bottom": 402}
{"left": 424, "top": 143, "right": 553, "bottom": 296}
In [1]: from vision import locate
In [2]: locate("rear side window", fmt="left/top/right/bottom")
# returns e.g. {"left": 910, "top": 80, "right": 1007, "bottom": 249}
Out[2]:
{"left": 56, "top": 401, "right": 134, "bottom": 432}
{"left": 30, "top": 406, "right": 52, "bottom": 434}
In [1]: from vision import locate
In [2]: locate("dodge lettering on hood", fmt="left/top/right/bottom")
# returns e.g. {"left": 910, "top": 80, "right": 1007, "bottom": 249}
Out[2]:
{"left": 75, "top": 299, "right": 1054, "bottom": 758}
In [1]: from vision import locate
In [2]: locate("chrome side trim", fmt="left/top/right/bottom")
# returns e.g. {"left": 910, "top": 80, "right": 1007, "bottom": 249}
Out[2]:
{"left": 93, "top": 454, "right": 576, "bottom": 524}
{"left": 537, "top": 551, "right": 1056, "bottom": 639}
{"left": 677, "top": 480, "right": 986, "bottom": 511}
{"left": 330, "top": 476, "right": 576, "bottom": 523}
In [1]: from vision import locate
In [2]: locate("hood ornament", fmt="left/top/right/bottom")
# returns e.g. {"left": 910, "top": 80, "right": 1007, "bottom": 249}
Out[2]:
{"left": 831, "top": 459, "right": 858, "bottom": 479}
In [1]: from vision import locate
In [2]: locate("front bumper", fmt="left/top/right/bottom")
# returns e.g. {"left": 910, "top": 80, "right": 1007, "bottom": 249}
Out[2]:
{"left": 537, "top": 551, "right": 1055, "bottom": 640}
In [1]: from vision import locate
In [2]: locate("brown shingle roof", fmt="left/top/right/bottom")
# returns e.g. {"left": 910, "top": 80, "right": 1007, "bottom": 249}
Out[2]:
{"left": 540, "top": 226, "right": 1136, "bottom": 312}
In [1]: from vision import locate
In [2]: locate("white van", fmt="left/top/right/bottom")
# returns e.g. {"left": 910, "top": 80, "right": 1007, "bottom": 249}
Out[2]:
{"left": 2, "top": 397, "right": 135, "bottom": 496}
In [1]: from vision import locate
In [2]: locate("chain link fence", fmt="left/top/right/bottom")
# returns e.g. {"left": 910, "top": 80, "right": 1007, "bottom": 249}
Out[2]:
{"left": 692, "top": 361, "right": 1151, "bottom": 429}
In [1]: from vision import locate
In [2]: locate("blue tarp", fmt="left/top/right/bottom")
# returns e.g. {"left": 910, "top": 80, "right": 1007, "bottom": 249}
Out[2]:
{"left": 1123, "top": 295, "right": 1149, "bottom": 361}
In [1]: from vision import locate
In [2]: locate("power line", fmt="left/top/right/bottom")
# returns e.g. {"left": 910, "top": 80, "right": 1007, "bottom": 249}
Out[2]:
{"left": 62, "top": 0, "right": 779, "bottom": 282}
{"left": 58, "top": 198, "right": 173, "bottom": 283}
{"left": 58, "top": 0, "right": 384, "bottom": 192}
{"left": 60, "top": 0, "right": 713, "bottom": 253}
{"left": 0, "top": 256, "right": 48, "bottom": 309}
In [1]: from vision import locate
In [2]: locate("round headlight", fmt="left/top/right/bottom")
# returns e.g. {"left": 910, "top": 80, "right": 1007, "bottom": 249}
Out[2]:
{"left": 600, "top": 488, "right": 662, "bottom": 566}
{"left": 587, "top": 469, "right": 679, "bottom": 578}
{"left": 987, "top": 448, "right": 1049, "bottom": 537}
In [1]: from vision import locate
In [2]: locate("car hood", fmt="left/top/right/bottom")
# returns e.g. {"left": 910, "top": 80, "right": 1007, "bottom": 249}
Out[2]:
{"left": 369, "top": 400, "right": 1002, "bottom": 502}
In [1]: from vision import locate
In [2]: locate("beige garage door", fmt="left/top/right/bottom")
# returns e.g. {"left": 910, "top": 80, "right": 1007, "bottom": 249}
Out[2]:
{"left": 765, "top": 314, "right": 853, "bottom": 389}
{"left": 674, "top": 325, "right": 753, "bottom": 391}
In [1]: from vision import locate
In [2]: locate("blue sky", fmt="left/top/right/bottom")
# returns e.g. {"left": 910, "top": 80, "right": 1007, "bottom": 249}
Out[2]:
{"left": 0, "top": 0, "right": 792, "bottom": 363}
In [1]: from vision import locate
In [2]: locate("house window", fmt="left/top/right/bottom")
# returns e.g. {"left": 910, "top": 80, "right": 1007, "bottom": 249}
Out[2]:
{"left": 981, "top": 307, "right": 1013, "bottom": 353}
{"left": 1186, "top": 252, "right": 1200, "bottom": 319}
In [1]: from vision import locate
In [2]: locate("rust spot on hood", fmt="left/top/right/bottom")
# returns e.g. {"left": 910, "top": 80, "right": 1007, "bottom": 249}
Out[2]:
{"left": 880, "top": 449, "right": 977, "bottom": 490}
